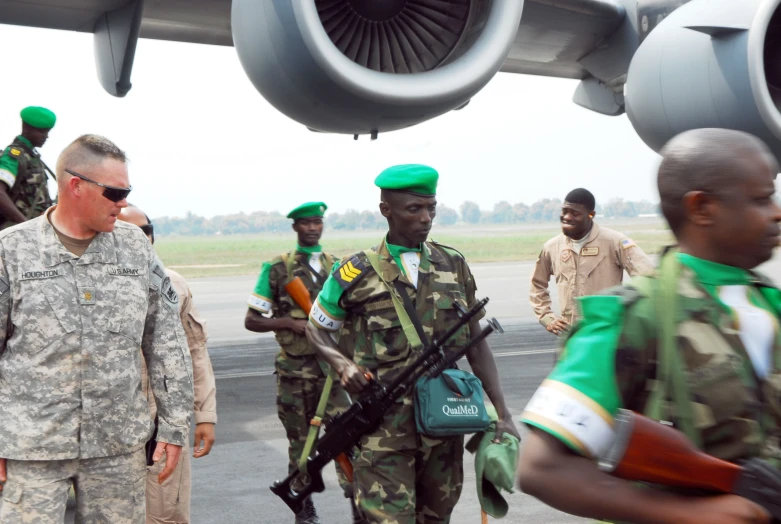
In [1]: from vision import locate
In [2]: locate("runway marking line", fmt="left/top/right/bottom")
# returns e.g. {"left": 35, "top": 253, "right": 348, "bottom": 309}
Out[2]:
{"left": 214, "top": 348, "right": 556, "bottom": 379}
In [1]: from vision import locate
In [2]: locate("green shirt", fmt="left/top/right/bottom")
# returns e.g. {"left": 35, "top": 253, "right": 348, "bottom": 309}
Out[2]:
{"left": 0, "top": 136, "right": 34, "bottom": 189}
{"left": 521, "top": 253, "right": 781, "bottom": 463}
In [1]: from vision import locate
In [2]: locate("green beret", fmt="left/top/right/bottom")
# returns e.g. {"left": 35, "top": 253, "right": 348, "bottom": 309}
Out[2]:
{"left": 287, "top": 202, "right": 327, "bottom": 220}
{"left": 374, "top": 164, "right": 438, "bottom": 196}
{"left": 20, "top": 106, "right": 56, "bottom": 129}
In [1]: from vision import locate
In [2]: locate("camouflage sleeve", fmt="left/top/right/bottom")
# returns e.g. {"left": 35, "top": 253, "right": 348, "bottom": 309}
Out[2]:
{"left": 0, "top": 148, "right": 20, "bottom": 189}
{"left": 521, "top": 286, "right": 653, "bottom": 457}
{"left": 247, "top": 261, "right": 274, "bottom": 313}
{"left": 142, "top": 254, "right": 194, "bottom": 447}
{"left": 0, "top": 245, "right": 10, "bottom": 356}
{"left": 309, "top": 259, "right": 349, "bottom": 331}
{"left": 462, "top": 259, "right": 486, "bottom": 323}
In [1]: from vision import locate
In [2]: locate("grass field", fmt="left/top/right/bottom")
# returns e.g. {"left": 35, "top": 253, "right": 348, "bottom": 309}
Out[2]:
{"left": 155, "top": 218, "right": 674, "bottom": 279}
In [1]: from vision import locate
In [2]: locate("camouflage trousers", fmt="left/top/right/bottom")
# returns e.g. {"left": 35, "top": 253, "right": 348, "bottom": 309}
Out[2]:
{"left": 353, "top": 402, "right": 465, "bottom": 524}
{"left": 0, "top": 448, "right": 146, "bottom": 524}
{"left": 276, "top": 374, "right": 352, "bottom": 495}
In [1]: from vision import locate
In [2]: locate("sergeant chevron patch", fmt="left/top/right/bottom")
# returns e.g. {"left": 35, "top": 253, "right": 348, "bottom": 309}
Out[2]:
{"left": 335, "top": 255, "right": 366, "bottom": 290}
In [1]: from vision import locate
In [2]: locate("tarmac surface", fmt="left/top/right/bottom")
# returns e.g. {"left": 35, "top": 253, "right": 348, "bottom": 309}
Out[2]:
{"left": 59, "top": 254, "right": 781, "bottom": 523}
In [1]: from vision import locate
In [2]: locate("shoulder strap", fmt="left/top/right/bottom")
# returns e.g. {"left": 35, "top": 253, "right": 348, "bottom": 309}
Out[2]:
{"left": 643, "top": 251, "right": 702, "bottom": 447}
{"left": 323, "top": 253, "right": 335, "bottom": 272}
{"left": 281, "top": 252, "right": 295, "bottom": 286}
{"left": 365, "top": 250, "right": 425, "bottom": 351}
{"left": 299, "top": 370, "right": 337, "bottom": 473}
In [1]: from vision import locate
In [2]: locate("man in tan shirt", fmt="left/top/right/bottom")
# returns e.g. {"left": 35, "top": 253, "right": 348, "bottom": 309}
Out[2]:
{"left": 119, "top": 205, "right": 217, "bottom": 524}
{"left": 529, "top": 188, "right": 654, "bottom": 337}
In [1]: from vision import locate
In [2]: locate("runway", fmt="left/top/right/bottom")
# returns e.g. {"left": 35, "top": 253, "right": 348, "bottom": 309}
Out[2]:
{"left": 65, "top": 254, "right": 781, "bottom": 523}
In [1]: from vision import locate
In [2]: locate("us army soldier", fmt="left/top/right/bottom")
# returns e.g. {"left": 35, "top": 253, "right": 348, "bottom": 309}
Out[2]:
{"left": 530, "top": 188, "right": 653, "bottom": 338}
{"left": 0, "top": 106, "right": 57, "bottom": 230}
{"left": 0, "top": 135, "right": 193, "bottom": 524}
{"left": 245, "top": 202, "right": 360, "bottom": 524}
{"left": 306, "top": 165, "right": 520, "bottom": 524}
{"left": 118, "top": 205, "right": 217, "bottom": 524}
{"left": 519, "top": 129, "right": 781, "bottom": 523}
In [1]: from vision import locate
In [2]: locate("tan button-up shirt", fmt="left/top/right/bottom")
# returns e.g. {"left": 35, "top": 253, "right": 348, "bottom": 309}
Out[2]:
{"left": 142, "top": 269, "right": 217, "bottom": 425}
{"left": 529, "top": 223, "right": 654, "bottom": 327}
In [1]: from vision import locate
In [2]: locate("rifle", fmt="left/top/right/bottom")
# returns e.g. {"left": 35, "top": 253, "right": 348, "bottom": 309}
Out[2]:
{"left": 283, "top": 275, "right": 355, "bottom": 482}
{"left": 598, "top": 409, "right": 781, "bottom": 521}
{"left": 270, "top": 297, "right": 502, "bottom": 514}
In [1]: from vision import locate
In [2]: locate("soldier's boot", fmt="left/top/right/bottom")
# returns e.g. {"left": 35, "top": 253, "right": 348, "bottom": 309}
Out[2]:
{"left": 294, "top": 497, "right": 320, "bottom": 524}
{"left": 350, "top": 497, "right": 368, "bottom": 524}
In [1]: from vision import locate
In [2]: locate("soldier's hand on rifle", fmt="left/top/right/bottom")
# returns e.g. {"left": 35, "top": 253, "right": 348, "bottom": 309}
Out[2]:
{"left": 339, "top": 361, "right": 371, "bottom": 394}
{"left": 286, "top": 318, "right": 309, "bottom": 335}
{"left": 546, "top": 318, "right": 569, "bottom": 336}
{"left": 0, "top": 457, "right": 5, "bottom": 491}
{"left": 674, "top": 494, "right": 770, "bottom": 524}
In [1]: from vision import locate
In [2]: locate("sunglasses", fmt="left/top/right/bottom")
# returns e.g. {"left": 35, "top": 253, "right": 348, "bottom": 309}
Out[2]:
{"left": 139, "top": 224, "right": 154, "bottom": 237}
{"left": 64, "top": 169, "right": 132, "bottom": 203}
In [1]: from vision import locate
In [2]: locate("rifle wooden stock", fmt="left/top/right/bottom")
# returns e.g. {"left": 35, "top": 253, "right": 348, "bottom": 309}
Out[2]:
{"left": 599, "top": 410, "right": 742, "bottom": 492}
{"left": 600, "top": 410, "right": 781, "bottom": 521}
{"left": 284, "top": 277, "right": 313, "bottom": 314}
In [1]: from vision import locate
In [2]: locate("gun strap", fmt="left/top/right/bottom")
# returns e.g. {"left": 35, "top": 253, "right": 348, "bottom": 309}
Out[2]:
{"left": 644, "top": 250, "right": 702, "bottom": 448}
{"left": 365, "top": 251, "right": 425, "bottom": 351}
{"left": 299, "top": 370, "right": 337, "bottom": 473}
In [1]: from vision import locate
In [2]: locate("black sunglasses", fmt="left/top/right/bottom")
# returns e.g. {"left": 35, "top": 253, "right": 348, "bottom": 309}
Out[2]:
{"left": 64, "top": 169, "right": 132, "bottom": 203}
{"left": 139, "top": 224, "right": 154, "bottom": 237}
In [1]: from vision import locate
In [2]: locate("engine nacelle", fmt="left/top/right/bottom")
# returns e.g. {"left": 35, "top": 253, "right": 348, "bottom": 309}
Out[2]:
{"left": 625, "top": 0, "right": 781, "bottom": 160}
{"left": 231, "top": 0, "right": 524, "bottom": 136}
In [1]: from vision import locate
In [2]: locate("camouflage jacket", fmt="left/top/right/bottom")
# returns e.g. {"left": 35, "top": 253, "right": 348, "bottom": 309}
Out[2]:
{"left": 311, "top": 238, "right": 484, "bottom": 389}
{"left": 0, "top": 137, "right": 53, "bottom": 229}
{"left": 522, "top": 253, "right": 781, "bottom": 467}
{"left": 0, "top": 214, "right": 193, "bottom": 460}
{"left": 248, "top": 249, "right": 335, "bottom": 379}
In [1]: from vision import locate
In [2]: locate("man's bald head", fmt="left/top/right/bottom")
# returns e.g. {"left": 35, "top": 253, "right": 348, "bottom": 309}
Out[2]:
{"left": 118, "top": 205, "right": 149, "bottom": 228}
{"left": 118, "top": 204, "right": 154, "bottom": 244}
{"left": 56, "top": 134, "right": 127, "bottom": 191}
{"left": 658, "top": 128, "right": 779, "bottom": 234}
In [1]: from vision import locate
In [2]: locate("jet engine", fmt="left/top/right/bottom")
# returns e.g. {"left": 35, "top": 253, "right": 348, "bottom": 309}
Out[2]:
{"left": 231, "top": 0, "right": 524, "bottom": 136}
{"left": 625, "top": 0, "right": 781, "bottom": 159}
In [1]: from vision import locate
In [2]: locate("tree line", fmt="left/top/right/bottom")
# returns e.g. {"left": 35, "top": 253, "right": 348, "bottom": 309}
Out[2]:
{"left": 153, "top": 198, "right": 660, "bottom": 236}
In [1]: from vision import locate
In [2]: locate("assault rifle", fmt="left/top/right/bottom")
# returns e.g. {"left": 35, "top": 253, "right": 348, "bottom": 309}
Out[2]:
{"left": 270, "top": 297, "right": 502, "bottom": 514}
{"left": 598, "top": 409, "right": 781, "bottom": 522}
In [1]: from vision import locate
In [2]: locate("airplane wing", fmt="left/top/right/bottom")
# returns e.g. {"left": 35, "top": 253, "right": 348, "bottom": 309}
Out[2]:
{"left": 1, "top": 0, "right": 779, "bottom": 160}
{"left": 0, "top": 0, "right": 623, "bottom": 76}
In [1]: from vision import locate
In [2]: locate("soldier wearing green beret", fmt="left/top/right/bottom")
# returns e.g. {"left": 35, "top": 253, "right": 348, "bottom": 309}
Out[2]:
{"left": 244, "top": 202, "right": 361, "bottom": 524}
{"left": 306, "top": 165, "right": 521, "bottom": 524}
{"left": 0, "top": 106, "right": 57, "bottom": 230}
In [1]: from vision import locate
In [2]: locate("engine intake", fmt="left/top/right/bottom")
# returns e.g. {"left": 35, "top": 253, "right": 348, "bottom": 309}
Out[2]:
{"left": 625, "top": 0, "right": 781, "bottom": 160}
{"left": 231, "top": 0, "right": 524, "bottom": 136}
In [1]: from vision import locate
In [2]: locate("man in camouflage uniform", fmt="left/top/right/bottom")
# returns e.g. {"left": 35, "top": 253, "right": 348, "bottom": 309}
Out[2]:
{"left": 518, "top": 129, "right": 781, "bottom": 523}
{"left": 0, "top": 106, "right": 57, "bottom": 230}
{"left": 118, "top": 205, "right": 217, "bottom": 524}
{"left": 306, "top": 165, "right": 520, "bottom": 524}
{"left": 244, "top": 202, "right": 359, "bottom": 524}
{"left": 0, "top": 135, "right": 193, "bottom": 524}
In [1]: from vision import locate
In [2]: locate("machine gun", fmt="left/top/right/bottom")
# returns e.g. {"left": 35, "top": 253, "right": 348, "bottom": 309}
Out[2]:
{"left": 270, "top": 297, "right": 502, "bottom": 514}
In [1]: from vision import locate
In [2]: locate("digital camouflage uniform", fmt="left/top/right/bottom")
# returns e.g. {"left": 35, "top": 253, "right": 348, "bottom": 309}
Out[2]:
{"left": 310, "top": 238, "right": 484, "bottom": 524}
{"left": 522, "top": 253, "right": 781, "bottom": 500}
{"left": 247, "top": 246, "right": 352, "bottom": 493}
{"left": 0, "top": 136, "right": 54, "bottom": 230}
{"left": 0, "top": 214, "right": 194, "bottom": 524}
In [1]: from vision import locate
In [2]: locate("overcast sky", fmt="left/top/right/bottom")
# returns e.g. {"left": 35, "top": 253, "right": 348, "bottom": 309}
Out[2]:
{"left": 0, "top": 23, "right": 663, "bottom": 219}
